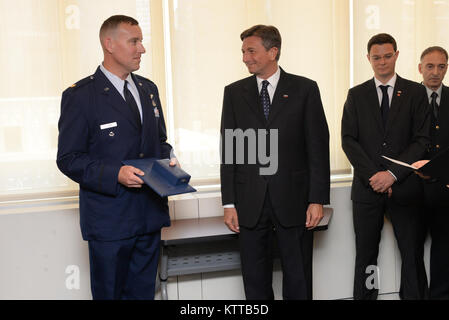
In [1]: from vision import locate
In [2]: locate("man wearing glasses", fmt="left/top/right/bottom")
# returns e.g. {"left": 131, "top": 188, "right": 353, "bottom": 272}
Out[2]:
{"left": 341, "top": 33, "right": 430, "bottom": 299}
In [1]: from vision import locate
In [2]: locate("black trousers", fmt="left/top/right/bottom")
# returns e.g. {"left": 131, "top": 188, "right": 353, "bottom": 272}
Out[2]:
{"left": 239, "top": 192, "right": 313, "bottom": 300}
{"left": 353, "top": 197, "right": 428, "bottom": 300}
{"left": 419, "top": 199, "right": 449, "bottom": 299}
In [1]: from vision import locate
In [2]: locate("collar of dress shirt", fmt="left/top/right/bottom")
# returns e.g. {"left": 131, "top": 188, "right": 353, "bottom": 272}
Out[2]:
{"left": 374, "top": 73, "right": 397, "bottom": 89}
{"left": 256, "top": 66, "right": 281, "bottom": 93}
{"left": 99, "top": 63, "right": 137, "bottom": 100}
{"left": 424, "top": 84, "right": 443, "bottom": 104}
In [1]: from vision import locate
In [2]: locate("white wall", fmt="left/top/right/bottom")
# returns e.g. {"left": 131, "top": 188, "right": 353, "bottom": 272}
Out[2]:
{"left": 0, "top": 185, "right": 430, "bottom": 300}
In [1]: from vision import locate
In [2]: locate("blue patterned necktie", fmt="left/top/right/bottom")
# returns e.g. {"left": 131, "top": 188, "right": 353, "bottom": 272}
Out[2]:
{"left": 379, "top": 85, "right": 390, "bottom": 128}
{"left": 261, "top": 80, "right": 271, "bottom": 120}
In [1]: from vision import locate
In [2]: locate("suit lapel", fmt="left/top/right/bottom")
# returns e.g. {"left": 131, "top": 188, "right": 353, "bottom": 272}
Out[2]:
{"left": 267, "top": 69, "right": 292, "bottom": 125}
{"left": 365, "top": 79, "right": 384, "bottom": 135}
{"left": 242, "top": 76, "right": 266, "bottom": 125}
{"left": 94, "top": 68, "right": 140, "bottom": 131}
{"left": 438, "top": 85, "right": 449, "bottom": 126}
{"left": 441, "top": 84, "right": 449, "bottom": 111}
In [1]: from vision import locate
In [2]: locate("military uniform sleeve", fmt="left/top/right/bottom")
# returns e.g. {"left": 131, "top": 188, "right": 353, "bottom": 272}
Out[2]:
{"left": 56, "top": 85, "right": 121, "bottom": 196}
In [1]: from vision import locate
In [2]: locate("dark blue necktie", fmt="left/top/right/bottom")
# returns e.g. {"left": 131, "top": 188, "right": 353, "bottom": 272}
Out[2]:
{"left": 380, "top": 85, "right": 390, "bottom": 128}
{"left": 431, "top": 91, "right": 439, "bottom": 120}
{"left": 261, "top": 80, "right": 271, "bottom": 120}
{"left": 124, "top": 80, "right": 142, "bottom": 128}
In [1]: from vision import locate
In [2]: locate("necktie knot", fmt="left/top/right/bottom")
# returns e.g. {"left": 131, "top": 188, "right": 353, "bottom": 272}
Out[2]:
{"left": 262, "top": 80, "right": 269, "bottom": 89}
{"left": 379, "top": 85, "right": 389, "bottom": 93}
{"left": 431, "top": 91, "right": 438, "bottom": 100}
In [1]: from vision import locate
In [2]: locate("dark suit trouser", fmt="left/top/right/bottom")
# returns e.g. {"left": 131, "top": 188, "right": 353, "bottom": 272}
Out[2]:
{"left": 353, "top": 197, "right": 428, "bottom": 300}
{"left": 419, "top": 202, "right": 449, "bottom": 299}
{"left": 88, "top": 231, "right": 160, "bottom": 300}
{"left": 239, "top": 192, "right": 313, "bottom": 300}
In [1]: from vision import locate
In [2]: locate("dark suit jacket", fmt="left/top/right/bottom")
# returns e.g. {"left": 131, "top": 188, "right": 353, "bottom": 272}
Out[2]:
{"left": 220, "top": 68, "right": 330, "bottom": 228}
{"left": 424, "top": 84, "right": 449, "bottom": 205}
{"left": 341, "top": 75, "right": 431, "bottom": 205}
{"left": 57, "top": 67, "right": 172, "bottom": 241}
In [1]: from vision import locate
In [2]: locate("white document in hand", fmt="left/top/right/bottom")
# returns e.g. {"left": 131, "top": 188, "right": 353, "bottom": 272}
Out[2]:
{"left": 382, "top": 155, "right": 418, "bottom": 170}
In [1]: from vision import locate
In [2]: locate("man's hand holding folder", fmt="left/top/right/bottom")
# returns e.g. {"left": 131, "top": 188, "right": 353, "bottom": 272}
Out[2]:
{"left": 411, "top": 160, "right": 432, "bottom": 180}
{"left": 121, "top": 158, "right": 196, "bottom": 197}
{"left": 119, "top": 158, "right": 179, "bottom": 188}
{"left": 412, "top": 159, "right": 449, "bottom": 188}
{"left": 118, "top": 165, "right": 145, "bottom": 188}
{"left": 383, "top": 146, "right": 449, "bottom": 186}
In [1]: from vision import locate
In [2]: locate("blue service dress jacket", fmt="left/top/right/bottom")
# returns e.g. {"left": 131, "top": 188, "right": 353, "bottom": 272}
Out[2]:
{"left": 57, "top": 67, "right": 172, "bottom": 241}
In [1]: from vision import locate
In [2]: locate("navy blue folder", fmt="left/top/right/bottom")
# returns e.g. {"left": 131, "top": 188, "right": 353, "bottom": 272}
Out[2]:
{"left": 122, "top": 158, "right": 197, "bottom": 197}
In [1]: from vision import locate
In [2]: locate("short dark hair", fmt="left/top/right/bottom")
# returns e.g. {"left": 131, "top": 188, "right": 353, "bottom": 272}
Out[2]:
{"left": 420, "top": 46, "right": 448, "bottom": 62}
{"left": 240, "top": 25, "right": 282, "bottom": 61}
{"left": 367, "top": 33, "right": 397, "bottom": 54}
{"left": 99, "top": 15, "right": 139, "bottom": 39}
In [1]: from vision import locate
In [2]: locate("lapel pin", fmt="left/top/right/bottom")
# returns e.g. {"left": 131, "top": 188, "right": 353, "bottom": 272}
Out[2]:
{"left": 139, "top": 82, "right": 143, "bottom": 86}
{"left": 109, "top": 131, "right": 115, "bottom": 137}
{"left": 283, "top": 94, "right": 289, "bottom": 98}
{"left": 152, "top": 100, "right": 157, "bottom": 107}
{"left": 104, "top": 87, "right": 110, "bottom": 92}
{"left": 397, "top": 90, "right": 402, "bottom": 97}
{"left": 154, "top": 107, "right": 160, "bottom": 118}
{"left": 90, "top": 76, "right": 94, "bottom": 80}
{"left": 150, "top": 94, "right": 154, "bottom": 99}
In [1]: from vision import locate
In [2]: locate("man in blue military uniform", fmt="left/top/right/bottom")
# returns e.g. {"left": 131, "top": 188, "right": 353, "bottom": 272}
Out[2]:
{"left": 57, "top": 15, "right": 176, "bottom": 299}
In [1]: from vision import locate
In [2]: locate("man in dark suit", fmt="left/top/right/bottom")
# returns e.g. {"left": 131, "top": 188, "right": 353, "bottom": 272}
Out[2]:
{"left": 220, "top": 25, "right": 330, "bottom": 300}
{"left": 341, "top": 33, "right": 430, "bottom": 300}
{"left": 414, "top": 46, "right": 449, "bottom": 299}
{"left": 57, "top": 15, "right": 176, "bottom": 299}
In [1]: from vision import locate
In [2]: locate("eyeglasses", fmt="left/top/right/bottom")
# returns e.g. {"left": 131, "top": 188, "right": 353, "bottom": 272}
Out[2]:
{"left": 370, "top": 52, "right": 396, "bottom": 62}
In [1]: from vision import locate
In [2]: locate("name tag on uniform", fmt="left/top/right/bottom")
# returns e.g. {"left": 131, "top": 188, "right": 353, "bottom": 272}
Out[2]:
{"left": 100, "top": 122, "right": 117, "bottom": 130}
